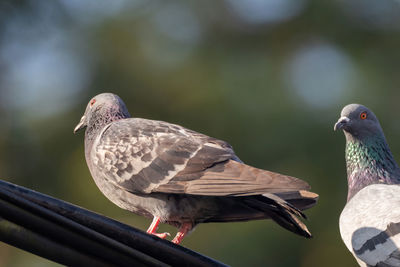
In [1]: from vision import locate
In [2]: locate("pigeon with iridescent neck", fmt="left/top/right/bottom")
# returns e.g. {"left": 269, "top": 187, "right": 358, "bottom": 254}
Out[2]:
{"left": 74, "top": 92, "right": 318, "bottom": 245}
{"left": 335, "top": 104, "right": 400, "bottom": 267}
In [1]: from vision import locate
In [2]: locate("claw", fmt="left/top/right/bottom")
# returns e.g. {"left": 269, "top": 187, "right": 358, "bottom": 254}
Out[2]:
{"left": 152, "top": 232, "right": 170, "bottom": 239}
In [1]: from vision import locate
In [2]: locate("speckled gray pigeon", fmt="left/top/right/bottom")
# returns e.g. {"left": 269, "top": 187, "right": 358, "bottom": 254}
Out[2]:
{"left": 335, "top": 104, "right": 400, "bottom": 267}
{"left": 74, "top": 93, "right": 318, "bottom": 244}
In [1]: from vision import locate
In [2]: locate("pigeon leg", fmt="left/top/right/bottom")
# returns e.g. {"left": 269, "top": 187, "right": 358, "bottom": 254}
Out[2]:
{"left": 171, "top": 223, "right": 192, "bottom": 244}
{"left": 146, "top": 217, "right": 170, "bottom": 239}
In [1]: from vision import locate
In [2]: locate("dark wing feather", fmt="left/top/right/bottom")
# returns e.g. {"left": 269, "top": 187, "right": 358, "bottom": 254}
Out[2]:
{"left": 154, "top": 160, "right": 311, "bottom": 196}
{"left": 274, "top": 190, "right": 319, "bottom": 211}
{"left": 376, "top": 250, "right": 400, "bottom": 267}
{"left": 93, "top": 118, "right": 311, "bottom": 197}
{"left": 243, "top": 194, "right": 312, "bottom": 238}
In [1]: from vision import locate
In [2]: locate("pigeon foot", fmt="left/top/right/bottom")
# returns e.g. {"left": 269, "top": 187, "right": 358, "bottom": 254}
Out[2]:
{"left": 146, "top": 216, "right": 170, "bottom": 239}
{"left": 151, "top": 232, "right": 170, "bottom": 239}
{"left": 172, "top": 223, "right": 192, "bottom": 244}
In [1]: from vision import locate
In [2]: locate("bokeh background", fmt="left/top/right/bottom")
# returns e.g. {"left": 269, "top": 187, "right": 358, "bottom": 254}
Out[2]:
{"left": 0, "top": 0, "right": 400, "bottom": 266}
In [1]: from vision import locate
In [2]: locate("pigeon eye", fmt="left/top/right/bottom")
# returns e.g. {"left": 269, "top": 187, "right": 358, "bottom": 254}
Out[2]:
{"left": 360, "top": 112, "right": 367, "bottom": 120}
{"left": 90, "top": 99, "right": 96, "bottom": 106}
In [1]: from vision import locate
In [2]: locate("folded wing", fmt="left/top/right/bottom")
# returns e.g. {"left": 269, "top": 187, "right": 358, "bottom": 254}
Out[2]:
{"left": 93, "top": 118, "right": 313, "bottom": 198}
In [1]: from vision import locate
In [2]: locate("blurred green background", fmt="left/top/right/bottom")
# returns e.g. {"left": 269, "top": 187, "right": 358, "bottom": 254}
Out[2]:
{"left": 1, "top": 0, "right": 400, "bottom": 266}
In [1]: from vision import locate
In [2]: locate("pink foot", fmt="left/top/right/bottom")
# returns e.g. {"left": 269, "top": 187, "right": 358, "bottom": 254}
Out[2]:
{"left": 146, "top": 217, "right": 170, "bottom": 240}
{"left": 152, "top": 232, "right": 170, "bottom": 239}
{"left": 172, "top": 223, "right": 192, "bottom": 244}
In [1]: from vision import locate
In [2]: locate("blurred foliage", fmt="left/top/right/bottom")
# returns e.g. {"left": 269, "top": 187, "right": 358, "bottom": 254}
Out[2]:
{"left": 1, "top": 0, "right": 400, "bottom": 266}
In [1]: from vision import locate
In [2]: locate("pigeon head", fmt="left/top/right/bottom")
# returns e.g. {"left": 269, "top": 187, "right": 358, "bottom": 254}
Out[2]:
{"left": 335, "top": 104, "right": 399, "bottom": 200}
{"left": 334, "top": 104, "right": 384, "bottom": 140}
{"left": 74, "top": 93, "right": 131, "bottom": 134}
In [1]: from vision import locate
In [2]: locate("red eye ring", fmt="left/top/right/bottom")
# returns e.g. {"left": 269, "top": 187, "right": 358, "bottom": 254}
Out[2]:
{"left": 360, "top": 112, "right": 367, "bottom": 120}
{"left": 90, "top": 99, "right": 96, "bottom": 106}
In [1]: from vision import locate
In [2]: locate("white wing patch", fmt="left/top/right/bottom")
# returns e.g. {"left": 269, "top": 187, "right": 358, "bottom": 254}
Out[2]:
{"left": 144, "top": 144, "right": 203, "bottom": 193}
{"left": 340, "top": 184, "right": 400, "bottom": 266}
{"left": 178, "top": 128, "right": 190, "bottom": 137}
{"left": 204, "top": 142, "right": 224, "bottom": 149}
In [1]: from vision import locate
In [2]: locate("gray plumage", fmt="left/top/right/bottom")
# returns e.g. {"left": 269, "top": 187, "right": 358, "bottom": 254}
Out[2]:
{"left": 335, "top": 104, "right": 400, "bottom": 266}
{"left": 75, "top": 93, "right": 318, "bottom": 244}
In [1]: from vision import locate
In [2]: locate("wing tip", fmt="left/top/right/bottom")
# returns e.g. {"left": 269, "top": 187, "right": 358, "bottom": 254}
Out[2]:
{"left": 298, "top": 190, "right": 319, "bottom": 200}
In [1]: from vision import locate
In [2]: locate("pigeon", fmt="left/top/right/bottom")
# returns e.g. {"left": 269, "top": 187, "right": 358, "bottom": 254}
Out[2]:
{"left": 74, "top": 92, "right": 318, "bottom": 244}
{"left": 335, "top": 104, "right": 400, "bottom": 267}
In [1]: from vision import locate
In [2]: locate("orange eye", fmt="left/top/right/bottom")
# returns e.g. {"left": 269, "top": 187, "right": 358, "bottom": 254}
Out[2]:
{"left": 360, "top": 112, "right": 367, "bottom": 120}
{"left": 90, "top": 99, "right": 96, "bottom": 106}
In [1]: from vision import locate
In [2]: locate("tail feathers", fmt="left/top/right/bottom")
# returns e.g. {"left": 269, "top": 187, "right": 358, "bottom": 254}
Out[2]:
{"left": 244, "top": 193, "right": 312, "bottom": 238}
{"left": 274, "top": 190, "right": 319, "bottom": 211}
{"left": 263, "top": 193, "right": 307, "bottom": 219}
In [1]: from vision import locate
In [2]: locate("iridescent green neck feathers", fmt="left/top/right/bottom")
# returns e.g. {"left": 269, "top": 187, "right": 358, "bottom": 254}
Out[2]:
{"left": 345, "top": 135, "right": 399, "bottom": 201}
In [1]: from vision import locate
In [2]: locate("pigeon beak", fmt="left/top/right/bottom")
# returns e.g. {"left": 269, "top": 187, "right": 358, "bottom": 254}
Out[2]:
{"left": 74, "top": 116, "right": 86, "bottom": 134}
{"left": 334, "top": 116, "right": 350, "bottom": 131}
